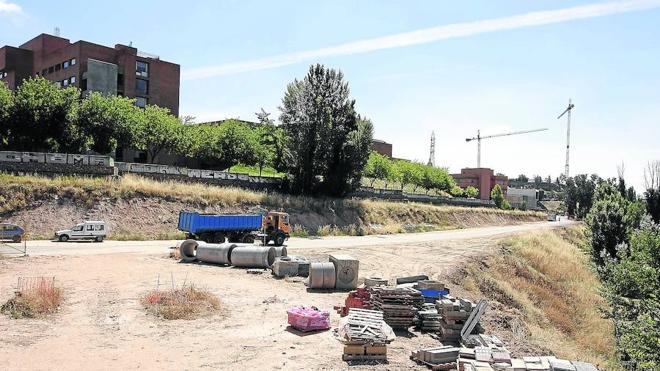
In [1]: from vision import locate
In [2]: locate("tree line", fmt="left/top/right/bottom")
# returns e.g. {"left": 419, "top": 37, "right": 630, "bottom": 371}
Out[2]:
{"left": 0, "top": 77, "right": 286, "bottom": 173}
{"left": 0, "top": 65, "right": 375, "bottom": 196}
{"left": 363, "top": 152, "right": 479, "bottom": 198}
{"left": 564, "top": 165, "right": 660, "bottom": 369}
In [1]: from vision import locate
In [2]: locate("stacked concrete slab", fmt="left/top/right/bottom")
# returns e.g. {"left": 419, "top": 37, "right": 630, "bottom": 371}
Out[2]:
{"left": 410, "top": 345, "right": 460, "bottom": 368}
{"left": 370, "top": 287, "right": 424, "bottom": 329}
{"left": 415, "top": 303, "right": 441, "bottom": 331}
{"left": 436, "top": 297, "right": 475, "bottom": 342}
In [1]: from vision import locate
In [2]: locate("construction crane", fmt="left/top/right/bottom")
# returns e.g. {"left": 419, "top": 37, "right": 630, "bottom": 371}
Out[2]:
{"left": 466, "top": 128, "right": 548, "bottom": 168}
{"left": 557, "top": 99, "right": 575, "bottom": 178}
{"left": 427, "top": 131, "right": 436, "bottom": 167}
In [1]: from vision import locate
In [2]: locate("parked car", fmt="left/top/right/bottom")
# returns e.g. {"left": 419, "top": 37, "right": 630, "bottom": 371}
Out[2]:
{"left": 0, "top": 223, "right": 24, "bottom": 242}
{"left": 55, "top": 221, "right": 106, "bottom": 242}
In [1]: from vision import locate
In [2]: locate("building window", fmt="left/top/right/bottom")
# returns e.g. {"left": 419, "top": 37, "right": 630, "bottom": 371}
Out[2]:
{"left": 42, "top": 68, "right": 48, "bottom": 75}
{"left": 117, "top": 73, "right": 124, "bottom": 88}
{"left": 63, "top": 60, "right": 70, "bottom": 69}
{"left": 136, "top": 61, "right": 149, "bottom": 77}
{"left": 55, "top": 64, "right": 61, "bottom": 71}
{"left": 70, "top": 76, "right": 76, "bottom": 84}
{"left": 135, "top": 97, "right": 148, "bottom": 108}
{"left": 62, "top": 79, "right": 69, "bottom": 87}
{"left": 70, "top": 58, "right": 76, "bottom": 66}
{"left": 135, "top": 78, "right": 148, "bottom": 95}
{"left": 48, "top": 66, "right": 54, "bottom": 74}
{"left": 81, "top": 78, "right": 87, "bottom": 91}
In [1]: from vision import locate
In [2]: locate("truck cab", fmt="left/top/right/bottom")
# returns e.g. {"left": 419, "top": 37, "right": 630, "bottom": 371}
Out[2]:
{"left": 55, "top": 221, "right": 106, "bottom": 242}
{"left": 262, "top": 211, "right": 290, "bottom": 246}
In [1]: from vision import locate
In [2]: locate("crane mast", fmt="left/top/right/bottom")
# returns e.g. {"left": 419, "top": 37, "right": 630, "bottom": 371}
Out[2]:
{"left": 557, "top": 99, "right": 574, "bottom": 178}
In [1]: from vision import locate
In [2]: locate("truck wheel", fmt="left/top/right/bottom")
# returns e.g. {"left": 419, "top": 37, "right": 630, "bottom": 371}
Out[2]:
{"left": 242, "top": 234, "right": 255, "bottom": 243}
{"left": 212, "top": 232, "right": 225, "bottom": 244}
{"left": 95, "top": 236, "right": 104, "bottom": 242}
{"left": 274, "top": 233, "right": 285, "bottom": 246}
{"left": 59, "top": 234, "right": 69, "bottom": 242}
{"left": 12, "top": 235, "right": 21, "bottom": 243}
{"left": 199, "top": 233, "right": 211, "bottom": 243}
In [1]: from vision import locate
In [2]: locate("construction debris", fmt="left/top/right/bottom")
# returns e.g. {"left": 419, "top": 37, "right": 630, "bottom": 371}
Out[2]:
{"left": 334, "top": 287, "right": 372, "bottom": 317}
{"left": 286, "top": 306, "right": 330, "bottom": 332}
{"left": 415, "top": 303, "right": 441, "bottom": 332}
{"left": 336, "top": 308, "right": 395, "bottom": 362}
{"left": 370, "top": 286, "right": 424, "bottom": 329}
{"left": 364, "top": 277, "right": 388, "bottom": 287}
{"left": 411, "top": 345, "right": 461, "bottom": 369}
{"left": 329, "top": 254, "right": 359, "bottom": 290}
{"left": 396, "top": 274, "right": 429, "bottom": 285}
{"left": 436, "top": 297, "right": 476, "bottom": 342}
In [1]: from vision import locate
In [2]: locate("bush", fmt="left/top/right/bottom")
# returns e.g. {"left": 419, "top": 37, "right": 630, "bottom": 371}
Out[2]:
{"left": 465, "top": 186, "right": 479, "bottom": 199}
{"left": 1, "top": 277, "right": 63, "bottom": 318}
{"left": 490, "top": 184, "right": 507, "bottom": 209}
{"left": 141, "top": 284, "right": 220, "bottom": 320}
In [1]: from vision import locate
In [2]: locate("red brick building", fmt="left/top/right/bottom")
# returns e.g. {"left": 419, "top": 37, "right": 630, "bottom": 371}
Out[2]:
{"left": 0, "top": 34, "right": 180, "bottom": 115}
{"left": 371, "top": 139, "right": 393, "bottom": 158}
{"left": 451, "top": 168, "right": 508, "bottom": 200}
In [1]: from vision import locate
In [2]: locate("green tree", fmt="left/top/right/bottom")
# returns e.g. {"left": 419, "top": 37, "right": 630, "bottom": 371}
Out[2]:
{"left": 515, "top": 174, "right": 529, "bottom": 182}
{"left": 490, "top": 184, "right": 510, "bottom": 209}
{"left": 396, "top": 161, "right": 423, "bottom": 193}
{"left": 279, "top": 64, "right": 372, "bottom": 196}
{"left": 214, "top": 120, "right": 259, "bottom": 169}
{"left": 133, "top": 105, "right": 183, "bottom": 163}
{"left": 450, "top": 185, "right": 464, "bottom": 197}
{"left": 76, "top": 93, "right": 142, "bottom": 154}
{"left": 364, "top": 152, "right": 392, "bottom": 187}
{"left": 465, "top": 186, "right": 479, "bottom": 199}
{"left": 564, "top": 174, "right": 602, "bottom": 218}
{"left": 586, "top": 182, "right": 646, "bottom": 266}
{"left": 0, "top": 82, "right": 13, "bottom": 148}
{"left": 8, "top": 77, "right": 83, "bottom": 152}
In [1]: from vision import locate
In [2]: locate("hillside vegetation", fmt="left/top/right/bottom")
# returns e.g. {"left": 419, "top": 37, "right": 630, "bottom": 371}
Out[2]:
{"left": 451, "top": 227, "right": 618, "bottom": 369}
{"left": 0, "top": 173, "right": 544, "bottom": 240}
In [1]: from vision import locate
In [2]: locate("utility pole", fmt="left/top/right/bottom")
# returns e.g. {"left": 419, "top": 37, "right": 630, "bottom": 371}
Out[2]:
{"left": 557, "top": 99, "right": 575, "bottom": 178}
{"left": 427, "top": 131, "right": 436, "bottom": 167}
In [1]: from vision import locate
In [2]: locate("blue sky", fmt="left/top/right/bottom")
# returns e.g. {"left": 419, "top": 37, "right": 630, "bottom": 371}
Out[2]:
{"left": 2, "top": 0, "right": 660, "bottom": 191}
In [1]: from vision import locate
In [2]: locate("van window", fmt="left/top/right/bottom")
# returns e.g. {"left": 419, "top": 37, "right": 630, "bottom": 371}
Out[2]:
{"left": 73, "top": 225, "right": 83, "bottom": 231}
{"left": 98, "top": 225, "right": 104, "bottom": 231}
{"left": 87, "top": 225, "right": 94, "bottom": 231}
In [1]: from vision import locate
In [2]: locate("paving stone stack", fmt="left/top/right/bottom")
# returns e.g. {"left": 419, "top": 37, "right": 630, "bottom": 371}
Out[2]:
{"left": 436, "top": 297, "right": 475, "bottom": 342}
{"left": 415, "top": 303, "right": 441, "bottom": 331}
{"left": 370, "top": 287, "right": 424, "bottom": 329}
{"left": 410, "top": 345, "right": 461, "bottom": 369}
{"left": 339, "top": 308, "right": 394, "bottom": 362}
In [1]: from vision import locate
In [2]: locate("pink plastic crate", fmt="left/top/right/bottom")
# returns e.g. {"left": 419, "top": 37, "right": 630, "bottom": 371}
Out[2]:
{"left": 287, "top": 306, "right": 330, "bottom": 332}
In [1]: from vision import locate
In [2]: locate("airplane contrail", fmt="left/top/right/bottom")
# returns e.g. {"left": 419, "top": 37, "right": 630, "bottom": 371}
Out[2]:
{"left": 182, "top": 0, "right": 660, "bottom": 80}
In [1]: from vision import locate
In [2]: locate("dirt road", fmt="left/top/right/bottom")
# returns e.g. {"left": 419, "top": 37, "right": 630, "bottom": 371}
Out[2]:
{"left": 1, "top": 220, "right": 572, "bottom": 257}
{"left": 0, "top": 221, "right": 572, "bottom": 371}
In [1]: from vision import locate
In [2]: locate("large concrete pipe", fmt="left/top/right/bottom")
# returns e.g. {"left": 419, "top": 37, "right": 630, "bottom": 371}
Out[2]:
{"left": 230, "top": 245, "right": 276, "bottom": 268}
{"left": 179, "top": 239, "right": 237, "bottom": 265}
{"left": 273, "top": 245, "right": 288, "bottom": 258}
{"left": 308, "top": 262, "right": 336, "bottom": 289}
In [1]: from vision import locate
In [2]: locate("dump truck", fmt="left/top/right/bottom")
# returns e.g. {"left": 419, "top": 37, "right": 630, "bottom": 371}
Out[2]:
{"left": 177, "top": 211, "right": 290, "bottom": 246}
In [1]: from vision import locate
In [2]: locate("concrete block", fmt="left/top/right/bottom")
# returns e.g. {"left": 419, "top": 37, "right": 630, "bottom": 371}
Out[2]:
{"left": 550, "top": 359, "right": 576, "bottom": 371}
{"left": 329, "top": 254, "right": 359, "bottom": 290}
{"left": 272, "top": 259, "right": 299, "bottom": 277}
{"left": 571, "top": 361, "right": 599, "bottom": 371}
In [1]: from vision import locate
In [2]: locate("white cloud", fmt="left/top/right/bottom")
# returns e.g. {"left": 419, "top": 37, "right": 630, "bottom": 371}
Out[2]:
{"left": 0, "top": 0, "right": 22, "bottom": 14}
{"left": 182, "top": 0, "right": 660, "bottom": 81}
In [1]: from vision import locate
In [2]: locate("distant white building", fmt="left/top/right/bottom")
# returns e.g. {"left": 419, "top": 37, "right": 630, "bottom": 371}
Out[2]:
{"left": 506, "top": 188, "right": 540, "bottom": 210}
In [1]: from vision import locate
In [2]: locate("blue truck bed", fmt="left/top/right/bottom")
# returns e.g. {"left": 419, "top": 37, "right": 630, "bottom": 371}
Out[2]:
{"left": 178, "top": 211, "right": 262, "bottom": 234}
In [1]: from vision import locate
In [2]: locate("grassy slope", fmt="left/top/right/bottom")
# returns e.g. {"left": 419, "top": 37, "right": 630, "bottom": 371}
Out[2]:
{"left": 451, "top": 227, "right": 618, "bottom": 369}
{"left": 0, "top": 173, "right": 545, "bottom": 239}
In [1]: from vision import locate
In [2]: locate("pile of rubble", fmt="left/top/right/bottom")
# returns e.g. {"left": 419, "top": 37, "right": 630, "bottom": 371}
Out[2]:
{"left": 336, "top": 308, "right": 395, "bottom": 362}
{"left": 370, "top": 286, "right": 425, "bottom": 329}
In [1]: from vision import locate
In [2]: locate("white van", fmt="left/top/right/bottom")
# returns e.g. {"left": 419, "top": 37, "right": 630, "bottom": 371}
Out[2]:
{"left": 55, "top": 221, "right": 107, "bottom": 242}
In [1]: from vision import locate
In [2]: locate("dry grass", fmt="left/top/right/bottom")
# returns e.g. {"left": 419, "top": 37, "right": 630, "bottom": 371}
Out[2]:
{"left": 454, "top": 227, "right": 618, "bottom": 368}
{"left": 141, "top": 284, "right": 221, "bottom": 320}
{"left": 1, "top": 277, "right": 63, "bottom": 319}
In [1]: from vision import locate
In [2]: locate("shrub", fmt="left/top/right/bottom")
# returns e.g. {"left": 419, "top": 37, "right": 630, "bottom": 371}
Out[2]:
{"left": 141, "top": 284, "right": 220, "bottom": 320}
{"left": 1, "top": 277, "right": 63, "bottom": 318}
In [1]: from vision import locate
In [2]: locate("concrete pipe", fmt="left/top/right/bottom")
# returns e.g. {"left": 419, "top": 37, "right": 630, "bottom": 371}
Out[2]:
{"left": 273, "top": 245, "right": 288, "bottom": 258}
{"left": 230, "top": 245, "right": 276, "bottom": 268}
{"left": 196, "top": 242, "right": 237, "bottom": 265}
{"left": 179, "top": 239, "right": 237, "bottom": 265}
{"left": 308, "top": 262, "right": 336, "bottom": 289}
{"left": 179, "top": 239, "right": 199, "bottom": 262}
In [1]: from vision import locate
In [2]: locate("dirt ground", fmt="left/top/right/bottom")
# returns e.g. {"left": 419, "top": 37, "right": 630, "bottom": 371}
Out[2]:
{"left": 0, "top": 237, "right": 500, "bottom": 371}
